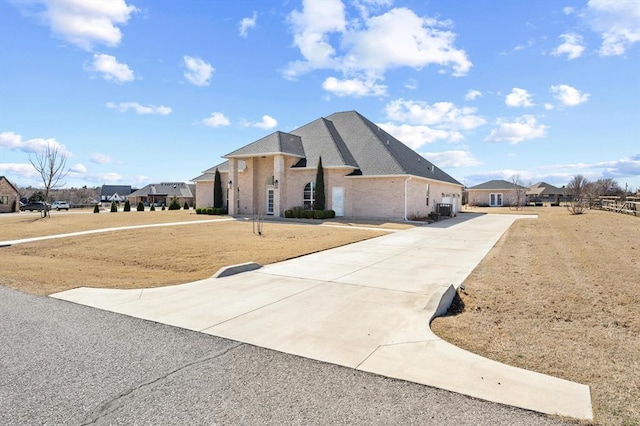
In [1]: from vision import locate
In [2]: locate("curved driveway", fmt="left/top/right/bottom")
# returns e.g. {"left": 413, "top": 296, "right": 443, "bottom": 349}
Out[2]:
{"left": 52, "top": 213, "right": 592, "bottom": 420}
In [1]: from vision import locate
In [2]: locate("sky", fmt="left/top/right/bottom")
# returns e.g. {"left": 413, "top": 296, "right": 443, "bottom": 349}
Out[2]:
{"left": 1, "top": 0, "right": 639, "bottom": 191}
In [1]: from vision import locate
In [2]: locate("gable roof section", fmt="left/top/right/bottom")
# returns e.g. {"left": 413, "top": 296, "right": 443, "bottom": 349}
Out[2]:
{"left": 527, "top": 181, "right": 564, "bottom": 196}
{"left": 467, "top": 179, "right": 526, "bottom": 190}
{"left": 0, "top": 176, "right": 20, "bottom": 194}
{"left": 100, "top": 185, "right": 132, "bottom": 197}
{"left": 129, "top": 182, "right": 194, "bottom": 198}
{"left": 290, "top": 117, "right": 359, "bottom": 169}
{"left": 192, "top": 160, "right": 247, "bottom": 181}
{"left": 225, "top": 131, "right": 305, "bottom": 159}
{"left": 326, "top": 111, "right": 461, "bottom": 184}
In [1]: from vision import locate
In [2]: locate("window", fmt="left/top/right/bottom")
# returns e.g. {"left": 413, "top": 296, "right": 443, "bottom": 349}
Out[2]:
{"left": 425, "top": 184, "right": 430, "bottom": 206}
{"left": 303, "top": 182, "right": 315, "bottom": 208}
{"left": 490, "top": 193, "right": 503, "bottom": 207}
{"left": 0, "top": 195, "right": 8, "bottom": 205}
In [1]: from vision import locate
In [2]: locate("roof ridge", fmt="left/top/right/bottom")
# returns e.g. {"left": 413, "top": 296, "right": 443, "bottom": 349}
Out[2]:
{"left": 319, "top": 117, "right": 359, "bottom": 168}
{"left": 351, "top": 111, "right": 408, "bottom": 174}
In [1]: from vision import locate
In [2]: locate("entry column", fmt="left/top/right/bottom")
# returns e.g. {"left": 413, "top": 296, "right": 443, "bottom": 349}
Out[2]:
{"left": 228, "top": 158, "right": 239, "bottom": 215}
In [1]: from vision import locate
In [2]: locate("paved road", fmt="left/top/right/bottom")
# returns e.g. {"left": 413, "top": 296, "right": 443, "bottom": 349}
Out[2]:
{"left": 1, "top": 286, "right": 568, "bottom": 425}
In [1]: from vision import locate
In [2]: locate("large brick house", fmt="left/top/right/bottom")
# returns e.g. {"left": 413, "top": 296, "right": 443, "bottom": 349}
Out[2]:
{"left": 0, "top": 176, "right": 20, "bottom": 213}
{"left": 192, "top": 111, "right": 463, "bottom": 220}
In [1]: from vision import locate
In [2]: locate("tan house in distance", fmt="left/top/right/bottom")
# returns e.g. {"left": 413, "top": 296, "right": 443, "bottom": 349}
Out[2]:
{"left": 127, "top": 182, "right": 195, "bottom": 207}
{"left": 192, "top": 111, "right": 463, "bottom": 220}
{"left": 0, "top": 176, "right": 20, "bottom": 213}
{"left": 466, "top": 179, "right": 527, "bottom": 207}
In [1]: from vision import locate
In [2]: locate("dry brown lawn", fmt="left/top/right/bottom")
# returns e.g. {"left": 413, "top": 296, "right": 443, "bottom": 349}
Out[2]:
{"left": 431, "top": 207, "right": 640, "bottom": 425}
{"left": 0, "top": 210, "right": 393, "bottom": 296}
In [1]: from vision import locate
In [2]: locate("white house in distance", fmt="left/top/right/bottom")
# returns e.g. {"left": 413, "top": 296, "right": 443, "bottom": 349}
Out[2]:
{"left": 192, "top": 111, "right": 463, "bottom": 220}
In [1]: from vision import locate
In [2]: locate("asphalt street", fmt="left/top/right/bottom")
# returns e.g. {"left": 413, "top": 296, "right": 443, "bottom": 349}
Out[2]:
{"left": 0, "top": 285, "right": 570, "bottom": 425}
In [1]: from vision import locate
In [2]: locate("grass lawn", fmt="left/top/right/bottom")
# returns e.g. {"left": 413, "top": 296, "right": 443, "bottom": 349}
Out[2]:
{"left": 432, "top": 207, "right": 640, "bottom": 425}
{"left": 0, "top": 210, "right": 394, "bottom": 296}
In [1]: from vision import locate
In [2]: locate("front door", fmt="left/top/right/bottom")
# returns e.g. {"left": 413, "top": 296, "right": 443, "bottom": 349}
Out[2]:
{"left": 266, "top": 188, "right": 274, "bottom": 215}
{"left": 332, "top": 187, "right": 344, "bottom": 216}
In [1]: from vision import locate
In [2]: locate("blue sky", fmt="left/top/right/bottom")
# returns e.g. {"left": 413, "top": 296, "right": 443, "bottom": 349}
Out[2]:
{"left": 1, "top": 0, "right": 639, "bottom": 190}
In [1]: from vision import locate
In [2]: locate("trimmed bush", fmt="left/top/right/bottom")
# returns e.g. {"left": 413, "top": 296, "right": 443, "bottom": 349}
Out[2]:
{"left": 305, "top": 210, "right": 314, "bottom": 219}
{"left": 150, "top": 204, "right": 156, "bottom": 211}
{"left": 137, "top": 201, "right": 144, "bottom": 211}
{"left": 328, "top": 210, "right": 336, "bottom": 218}
{"left": 93, "top": 204, "right": 100, "bottom": 214}
{"left": 124, "top": 200, "right": 131, "bottom": 212}
{"left": 110, "top": 201, "right": 117, "bottom": 212}
{"left": 169, "top": 198, "right": 180, "bottom": 210}
{"left": 183, "top": 202, "right": 189, "bottom": 210}
{"left": 206, "top": 207, "right": 214, "bottom": 215}
{"left": 284, "top": 210, "right": 294, "bottom": 218}
{"left": 161, "top": 204, "right": 166, "bottom": 211}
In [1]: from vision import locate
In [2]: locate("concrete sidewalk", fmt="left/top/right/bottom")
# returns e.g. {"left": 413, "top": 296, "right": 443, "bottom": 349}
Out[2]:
{"left": 52, "top": 213, "right": 593, "bottom": 421}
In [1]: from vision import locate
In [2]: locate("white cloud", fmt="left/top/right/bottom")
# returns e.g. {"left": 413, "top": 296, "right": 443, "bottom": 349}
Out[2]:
{"left": 0, "top": 163, "right": 39, "bottom": 179}
{"left": 86, "top": 53, "right": 134, "bottom": 83}
{"left": 485, "top": 115, "right": 548, "bottom": 144}
{"left": 70, "top": 163, "right": 87, "bottom": 173}
{"left": 183, "top": 56, "right": 214, "bottom": 86}
{"left": 550, "top": 84, "right": 590, "bottom": 106}
{"left": 202, "top": 112, "right": 231, "bottom": 128}
{"left": 90, "top": 153, "right": 113, "bottom": 164}
{"left": 14, "top": 0, "right": 137, "bottom": 50}
{"left": 239, "top": 11, "right": 257, "bottom": 37}
{"left": 322, "top": 76, "right": 387, "bottom": 97}
{"left": 404, "top": 78, "right": 418, "bottom": 89}
{"left": 106, "top": 102, "right": 172, "bottom": 115}
{"left": 377, "top": 122, "right": 461, "bottom": 149}
{"left": 0, "top": 131, "right": 71, "bottom": 156}
{"left": 421, "top": 150, "right": 481, "bottom": 168}
{"left": 551, "top": 33, "right": 585, "bottom": 60}
{"left": 243, "top": 115, "right": 278, "bottom": 130}
{"left": 465, "top": 89, "right": 482, "bottom": 101}
{"left": 285, "top": 2, "right": 471, "bottom": 95}
{"left": 544, "top": 103, "right": 555, "bottom": 110}
{"left": 586, "top": 0, "right": 640, "bottom": 56}
{"left": 505, "top": 88, "right": 535, "bottom": 108}
{"left": 563, "top": 6, "right": 575, "bottom": 15}
{"left": 384, "top": 99, "right": 486, "bottom": 131}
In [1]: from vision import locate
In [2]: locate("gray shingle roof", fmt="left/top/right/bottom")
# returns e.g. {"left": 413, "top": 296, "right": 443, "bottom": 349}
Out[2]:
{"left": 467, "top": 179, "right": 526, "bottom": 190}
{"left": 218, "top": 110, "right": 462, "bottom": 186}
{"left": 192, "top": 160, "right": 246, "bottom": 181}
{"left": 527, "top": 181, "right": 564, "bottom": 196}
{"left": 225, "top": 132, "right": 305, "bottom": 158}
{"left": 100, "top": 185, "right": 132, "bottom": 197}
{"left": 129, "top": 182, "right": 194, "bottom": 198}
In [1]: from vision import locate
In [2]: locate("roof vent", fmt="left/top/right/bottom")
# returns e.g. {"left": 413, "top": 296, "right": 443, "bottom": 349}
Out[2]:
{"left": 418, "top": 158, "right": 421, "bottom": 162}
{"left": 431, "top": 165, "right": 435, "bottom": 172}
{"left": 386, "top": 139, "right": 389, "bottom": 145}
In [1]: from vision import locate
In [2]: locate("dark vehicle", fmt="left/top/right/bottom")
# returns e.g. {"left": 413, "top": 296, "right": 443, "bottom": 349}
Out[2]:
{"left": 20, "top": 201, "right": 50, "bottom": 212}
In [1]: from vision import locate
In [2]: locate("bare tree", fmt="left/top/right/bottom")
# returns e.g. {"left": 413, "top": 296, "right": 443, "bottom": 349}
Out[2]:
{"left": 30, "top": 143, "right": 69, "bottom": 217}
{"left": 566, "top": 174, "right": 589, "bottom": 214}
{"left": 510, "top": 174, "right": 527, "bottom": 210}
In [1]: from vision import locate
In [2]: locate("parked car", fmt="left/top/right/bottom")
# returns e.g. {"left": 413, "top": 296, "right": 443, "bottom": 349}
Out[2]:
{"left": 20, "top": 201, "right": 50, "bottom": 212}
{"left": 51, "top": 201, "right": 70, "bottom": 211}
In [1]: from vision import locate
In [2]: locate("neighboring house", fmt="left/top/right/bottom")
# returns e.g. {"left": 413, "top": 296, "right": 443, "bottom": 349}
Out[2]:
{"left": 127, "top": 182, "right": 195, "bottom": 207}
{"left": 192, "top": 110, "right": 462, "bottom": 220}
{"left": 0, "top": 176, "right": 20, "bottom": 213}
{"left": 527, "top": 181, "right": 566, "bottom": 205}
{"left": 100, "top": 185, "right": 132, "bottom": 204}
{"left": 466, "top": 179, "right": 527, "bottom": 207}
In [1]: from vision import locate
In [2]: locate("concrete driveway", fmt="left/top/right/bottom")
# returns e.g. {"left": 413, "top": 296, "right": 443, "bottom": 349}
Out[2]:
{"left": 52, "top": 213, "right": 592, "bottom": 420}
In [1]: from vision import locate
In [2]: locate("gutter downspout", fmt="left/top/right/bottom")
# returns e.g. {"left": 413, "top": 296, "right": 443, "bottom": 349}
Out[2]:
{"left": 404, "top": 176, "right": 412, "bottom": 221}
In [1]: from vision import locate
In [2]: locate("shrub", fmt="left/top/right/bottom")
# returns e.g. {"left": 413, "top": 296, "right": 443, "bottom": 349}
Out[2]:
{"left": 137, "top": 201, "right": 144, "bottom": 212}
{"left": 206, "top": 207, "right": 214, "bottom": 215}
{"left": 313, "top": 210, "right": 323, "bottom": 219}
{"left": 284, "top": 210, "right": 293, "bottom": 218}
{"left": 150, "top": 204, "right": 156, "bottom": 211}
{"left": 124, "top": 200, "right": 131, "bottom": 212}
{"left": 328, "top": 210, "right": 336, "bottom": 218}
{"left": 305, "top": 210, "right": 315, "bottom": 219}
{"left": 195, "top": 208, "right": 202, "bottom": 214}
{"left": 93, "top": 204, "right": 100, "bottom": 214}
{"left": 161, "top": 204, "right": 166, "bottom": 211}
{"left": 169, "top": 198, "right": 180, "bottom": 210}
{"left": 183, "top": 202, "right": 189, "bottom": 210}
{"left": 110, "top": 201, "right": 117, "bottom": 212}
